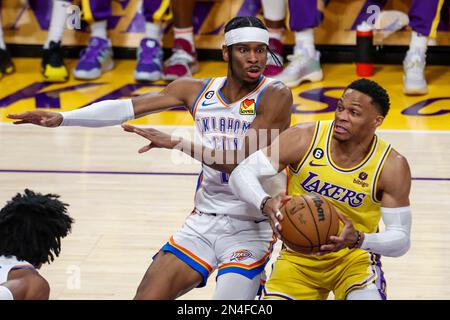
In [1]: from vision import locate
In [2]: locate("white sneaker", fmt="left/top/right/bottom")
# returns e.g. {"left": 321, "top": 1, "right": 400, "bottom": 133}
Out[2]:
{"left": 403, "top": 49, "right": 428, "bottom": 95}
{"left": 274, "top": 48, "right": 323, "bottom": 88}
{"left": 373, "top": 10, "right": 409, "bottom": 42}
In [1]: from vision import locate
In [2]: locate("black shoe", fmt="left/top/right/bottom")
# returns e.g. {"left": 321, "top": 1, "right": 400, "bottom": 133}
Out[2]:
{"left": 41, "top": 41, "right": 69, "bottom": 82}
{"left": 0, "top": 48, "right": 15, "bottom": 78}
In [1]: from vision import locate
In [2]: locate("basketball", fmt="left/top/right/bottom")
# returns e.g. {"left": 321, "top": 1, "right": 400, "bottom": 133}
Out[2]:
{"left": 279, "top": 194, "right": 340, "bottom": 254}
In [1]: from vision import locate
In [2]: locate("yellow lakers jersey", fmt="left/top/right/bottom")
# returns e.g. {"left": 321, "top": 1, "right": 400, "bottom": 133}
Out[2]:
{"left": 287, "top": 120, "right": 392, "bottom": 234}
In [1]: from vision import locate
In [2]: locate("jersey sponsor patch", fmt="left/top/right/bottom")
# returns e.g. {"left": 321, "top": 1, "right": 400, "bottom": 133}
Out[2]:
{"left": 239, "top": 99, "right": 255, "bottom": 115}
{"left": 230, "top": 249, "right": 255, "bottom": 262}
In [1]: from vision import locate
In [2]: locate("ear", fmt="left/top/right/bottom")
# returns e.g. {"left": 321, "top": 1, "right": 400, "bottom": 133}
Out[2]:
{"left": 374, "top": 115, "right": 384, "bottom": 128}
{"left": 222, "top": 45, "right": 229, "bottom": 62}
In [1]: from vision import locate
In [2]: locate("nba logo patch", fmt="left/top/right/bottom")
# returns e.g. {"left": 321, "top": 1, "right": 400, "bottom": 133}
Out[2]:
{"left": 240, "top": 99, "right": 255, "bottom": 115}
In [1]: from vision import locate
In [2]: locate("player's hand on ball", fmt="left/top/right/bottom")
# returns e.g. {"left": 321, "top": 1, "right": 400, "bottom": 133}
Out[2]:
{"left": 122, "top": 124, "right": 182, "bottom": 153}
{"left": 7, "top": 111, "right": 63, "bottom": 127}
{"left": 317, "top": 211, "right": 361, "bottom": 255}
{"left": 262, "top": 192, "right": 291, "bottom": 240}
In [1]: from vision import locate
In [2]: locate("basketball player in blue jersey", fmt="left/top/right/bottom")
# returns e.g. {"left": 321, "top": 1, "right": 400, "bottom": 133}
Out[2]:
{"left": 0, "top": 189, "right": 73, "bottom": 300}
{"left": 226, "top": 78, "right": 412, "bottom": 299}
{"left": 8, "top": 16, "right": 292, "bottom": 299}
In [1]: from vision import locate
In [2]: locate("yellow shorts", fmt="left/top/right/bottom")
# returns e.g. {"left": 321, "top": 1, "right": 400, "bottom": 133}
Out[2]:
{"left": 262, "top": 247, "right": 387, "bottom": 300}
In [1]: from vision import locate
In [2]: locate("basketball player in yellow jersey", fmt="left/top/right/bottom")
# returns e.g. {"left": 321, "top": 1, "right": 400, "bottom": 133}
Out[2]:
{"left": 228, "top": 78, "right": 412, "bottom": 300}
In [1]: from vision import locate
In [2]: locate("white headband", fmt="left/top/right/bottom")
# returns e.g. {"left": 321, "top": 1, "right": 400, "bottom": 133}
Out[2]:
{"left": 224, "top": 27, "right": 269, "bottom": 46}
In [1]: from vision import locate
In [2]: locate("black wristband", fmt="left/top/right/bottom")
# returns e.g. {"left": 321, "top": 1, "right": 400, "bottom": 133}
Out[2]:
{"left": 260, "top": 196, "right": 271, "bottom": 215}
{"left": 349, "top": 231, "right": 362, "bottom": 249}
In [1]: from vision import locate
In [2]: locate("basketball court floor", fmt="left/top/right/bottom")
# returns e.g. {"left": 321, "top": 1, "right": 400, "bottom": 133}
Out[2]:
{"left": 0, "top": 58, "right": 449, "bottom": 299}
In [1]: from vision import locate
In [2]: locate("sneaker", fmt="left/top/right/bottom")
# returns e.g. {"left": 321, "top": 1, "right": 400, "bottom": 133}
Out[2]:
{"left": 41, "top": 41, "right": 69, "bottom": 82}
{"left": 274, "top": 48, "right": 323, "bottom": 87}
{"left": 134, "top": 38, "right": 163, "bottom": 82}
{"left": 373, "top": 10, "right": 409, "bottom": 43}
{"left": 0, "top": 48, "right": 15, "bottom": 79}
{"left": 403, "top": 49, "right": 428, "bottom": 95}
{"left": 264, "top": 38, "right": 284, "bottom": 77}
{"left": 74, "top": 37, "right": 114, "bottom": 80}
{"left": 162, "top": 38, "right": 199, "bottom": 81}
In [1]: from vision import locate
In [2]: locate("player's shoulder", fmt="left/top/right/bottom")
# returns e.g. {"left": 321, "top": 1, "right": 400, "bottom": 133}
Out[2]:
{"left": 257, "top": 80, "right": 293, "bottom": 115}
{"left": 381, "top": 148, "right": 411, "bottom": 181}
{"left": 23, "top": 271, "right": 50, "bottom": 300}
{"left": 292, "top": 121, "right": 317, "bottom": 135}
{"left": 171, "top": 77, "right": 212, "bottom": 88}
{"left": 282, "top": 122, "right": 316, "bottom": 142}
{"left": 7, "top": 268, "right": 50, "bottom": 300}
{"left": 29, "top": 273, "right": 50, "bottom": 299}
{"left": 263, "top": 79, "right": 292, "bottom": 99}
{"left": 166, "top": 77, "right": 214, "bottom": 102}
{"left": 386, "top": 148, "right": 410, "bottom": 168}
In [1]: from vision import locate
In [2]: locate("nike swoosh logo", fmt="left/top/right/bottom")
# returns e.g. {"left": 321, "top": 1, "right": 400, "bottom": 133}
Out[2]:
{"left": 201, "top": 101, "right": 216, "bottom": 107}
{"left": 309, "top": 160, "right": 327, "bottom": 167}
{"left": 254, "top": 219, "right": 268, "bottom": 224}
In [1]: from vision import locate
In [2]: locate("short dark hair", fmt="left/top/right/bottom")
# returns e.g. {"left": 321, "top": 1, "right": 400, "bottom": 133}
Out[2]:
{"left": 0, "top": 189, "right": 73, "bottom": 267}
{"left": 347, "top": 78, "right": 390, "bottom": 117}
{"left": 224, "top": 16, "right": 268, "bottom": 33}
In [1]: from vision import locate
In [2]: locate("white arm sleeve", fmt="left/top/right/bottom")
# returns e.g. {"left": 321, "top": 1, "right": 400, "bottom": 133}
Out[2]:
{"left": 0, "top": 285, "right": 14, "bottom": 300}
{"left": 360, "top": 206, "right": 412, "bottom": 257}
{"left": 60, "top": 99, "right": 135, "bottom": 127}
{"left": 229, "top": 150, "right": 278, "bottom": 211}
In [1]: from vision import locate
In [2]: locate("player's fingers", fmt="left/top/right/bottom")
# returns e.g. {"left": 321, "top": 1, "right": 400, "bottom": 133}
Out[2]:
{"left": 121, "top": 124, "right": 136, "bottom": 132}
{"left": 12, "top": 120, "right": 30, "bottom": 125}
{"left": 315, "top": 250, "right": 331, "bottom": 256}
{"left": 273, "top": 222, "right": 282, "bottom": 239}
{"left": 270, "top": 215, "right": 278, "bottom": 228}
{"left": 271, "top": 213, "right": 282, "bottom": 230}
{"left": 329, "top": 235, "right": 343, "bottom": 243}
{"left": 275, "top": 210, "right": 283, "bottom": 222}
{"left": 138, "top": 143, "right": 153, "bottom": 153}
{"left": 319, "top": 244, "right": 335, "bottom": 251}
{"left": 7, "top": 113, "right": 28, "bottom": 119}
{"left": 144, "top": 127, "right": 160, "bottom": 134}
{"left": 134, "top": 128, "right": 157, "bottom": 140}
{"left": 268, "top": 219, "right": 277, "bottom": 236}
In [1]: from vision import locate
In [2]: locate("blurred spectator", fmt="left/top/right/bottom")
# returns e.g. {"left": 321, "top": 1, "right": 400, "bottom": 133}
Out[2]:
{"left": 0, "top": 11, "right": 15, "bottom": 80}
{"left": 271, "top": 0, "right": 323, "bottom": 87}
{"left": 261, "top": 0, "right": 286, "bottom": 77}
{"left": 73, "top": 0, "right": 114, "bottom": 80}
{"left": 402, "top": 0, "right": 445, "bottom": 95}
{"left": 41, "top": 0, "right": 71, "bottom": 82}
{"left": 161, "top": 0, "right": 198, "bottom": 80}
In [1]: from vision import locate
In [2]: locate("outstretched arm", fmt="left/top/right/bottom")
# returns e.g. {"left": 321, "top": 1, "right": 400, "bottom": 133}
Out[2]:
{"left": 123, "top": 82, "right": 293, "bottom": 173}
{"left": 7, "top": 78, "right": 205, "bottom": 127}
{"left": 228, "top": 123, "right": 315, "bottom": 233}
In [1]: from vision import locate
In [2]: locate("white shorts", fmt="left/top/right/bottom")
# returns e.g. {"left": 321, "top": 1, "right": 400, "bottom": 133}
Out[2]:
{"left": 160, "top": 210, "right": 276, "bottom": 287}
